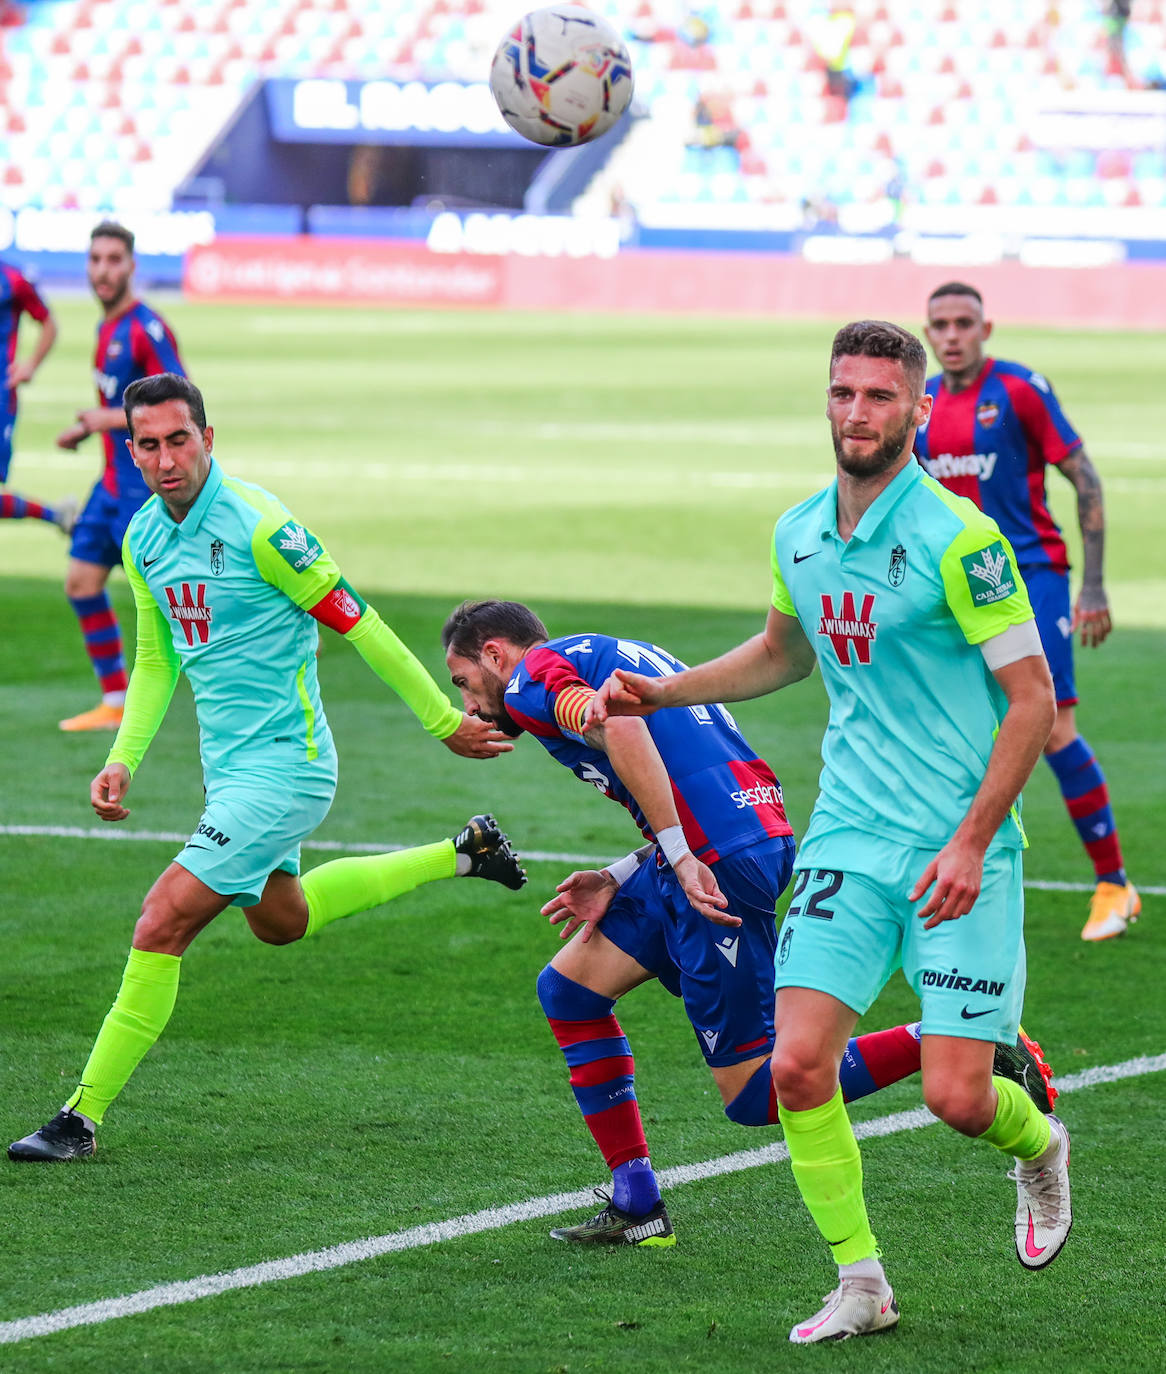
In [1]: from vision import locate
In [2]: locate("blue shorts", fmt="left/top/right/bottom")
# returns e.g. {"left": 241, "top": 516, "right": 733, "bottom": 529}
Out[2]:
{"left": 599, "top": 834, "right": 795, "bottom": 1068}
{"left": 69, "top": 480, "right": 146, "bottom": 568}
{"left": 1024, "top": 565, "right": 1076, "bottom": 706}
{"left": 775, "top": 829, "right": 1025, "bottom": 1043}
{"left": 173, "top": 746, "right": 338, "bottom": 908}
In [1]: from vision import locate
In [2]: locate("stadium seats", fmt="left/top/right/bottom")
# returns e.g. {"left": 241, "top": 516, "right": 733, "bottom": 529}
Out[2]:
{"left": 0, "top": 0, "right": 1163, "bottom": 224}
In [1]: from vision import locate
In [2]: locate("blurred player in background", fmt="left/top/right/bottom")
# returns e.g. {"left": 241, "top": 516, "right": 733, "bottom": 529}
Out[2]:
{"left": 593, "top": 322, "right": 1070, "bottom": 1341}
{"left": 9, "top": 375, "right": 521, "bottom": 1164}
{"left": 0, "top": 258, "right": 71, "bottom": 531}
{"left": 442, "top": 598, "right": 1055, "bottom": 1250}
{"left": 55, "top": 221, "right": 188, "bottom": 733}
{"left": 918, "top": 281, "right": 1139, "bottom": 941}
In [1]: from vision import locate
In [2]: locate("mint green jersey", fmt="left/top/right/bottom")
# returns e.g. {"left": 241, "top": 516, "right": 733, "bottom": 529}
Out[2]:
{"left": 771, "top": 459, "right": 1035, "bottom": 855}
{"left": 116, "top": 460, "right": 341, "bottom": 773}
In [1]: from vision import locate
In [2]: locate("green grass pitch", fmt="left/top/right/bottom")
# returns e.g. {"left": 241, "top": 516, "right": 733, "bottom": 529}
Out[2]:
{"left": 1, "top": 300, "right": 1163, "bottom": 1371}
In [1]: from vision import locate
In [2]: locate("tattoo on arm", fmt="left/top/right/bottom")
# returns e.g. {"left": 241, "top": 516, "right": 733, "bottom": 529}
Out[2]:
{"left": 1058, "top": 447, "right": 1105, "bottom": 589}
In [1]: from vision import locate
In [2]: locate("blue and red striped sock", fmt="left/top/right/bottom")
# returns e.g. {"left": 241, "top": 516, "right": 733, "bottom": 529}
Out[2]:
{"left": 840, "top": 1022, "right": 923, "bottom": 1102}
{"left": 1046, "top": 736, "right": 1126, "bottom": 885}
{"left": 69, "top": 592, "right": 128, "bottom": 701}
{"left": 536, "top": 964, "right": 660, "bottom": 1215}
{"left": 725, "top": 1023, "right": 924, "bottom": 1126}
{"left": 1, "top": 492, "right": 57, "bottom": 523}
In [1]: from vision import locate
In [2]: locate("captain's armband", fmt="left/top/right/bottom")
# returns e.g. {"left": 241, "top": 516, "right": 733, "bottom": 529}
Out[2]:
{"left": 553, "top": 682, "right": 596, "bottom": 737}
{"left": 308, "top": 578, "right": 368, "bottom": 633}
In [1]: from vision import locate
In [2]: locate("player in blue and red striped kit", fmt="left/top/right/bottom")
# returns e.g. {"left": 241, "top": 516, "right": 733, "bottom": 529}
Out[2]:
{"left": 0, "top": 259, "right": 70, "bottom": 531}
{"left": 55, "top": 221, "right": 187, "bottom": 733}
{"left": 442, "top": 600, "right": 1052, "bottom": 1246}
{"left": 916, "top": 282, "right": 1138, "bottom": 941}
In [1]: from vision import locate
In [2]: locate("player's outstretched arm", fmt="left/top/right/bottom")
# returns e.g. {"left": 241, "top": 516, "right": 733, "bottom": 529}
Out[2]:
{"left": 541, "top": 869, "right": 619, "bottom": 943}
{"left": 588, "top": 607, "right": 814, "bottom": 724}
{"left": 1056, "top": 446, "right": 1111, "bottom": 647}
{"left": 56, "top": 407, "right": 128, "bottom": 450}
{"left": 91, "top": 763, "right": 132, "bottom": 822}
{"left": 304, "top": 580, "right": 512, "bottom": 757}
{"left": 911, "top": 650, "right": 1055, "bottom": 928}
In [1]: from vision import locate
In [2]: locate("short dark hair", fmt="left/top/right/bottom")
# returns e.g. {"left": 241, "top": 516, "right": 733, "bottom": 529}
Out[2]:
{"left": 927, "top": 280, "right": 983, "bottom": 308}
{"left": 830, "top": 320, "right": 927, "bottom": 392}
{"left": 90, "top": 220, "right": 135, "bottom": 254}
{"left": 124, "top": 374, "right": 207, "bottom": 437}
{"left": 441, "top": 600, "right": 549, "bottom": 658}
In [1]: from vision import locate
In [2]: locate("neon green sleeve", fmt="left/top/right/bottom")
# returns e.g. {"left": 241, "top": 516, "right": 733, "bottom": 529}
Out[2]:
{"left": 345, "top": 605, "right": 462, "bottom": 740}
{"left": 248, "top": 501, "right": 344, "bottom": 609}
{"left": 105, "top": 554, "right": 181, "bottom": 776}
{"left": 240, "top": 490, "right": 462, "bottom": 739}
{"left": 771, "top": 524, "right": 795, "bottom": 614}
{"left": 939, "top": 522, "right": 1035, "bottom": 645}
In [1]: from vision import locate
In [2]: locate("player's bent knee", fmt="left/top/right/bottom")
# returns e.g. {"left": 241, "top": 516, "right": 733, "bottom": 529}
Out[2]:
{"left": 536, "top": 962, "right": 613, "bottom": 1020}
{"left": 132, "top": 905, "right": 191, "bottom": 955}
{"left": 770, "top": 1046, "right": 835, "bottom": 1110}
{"left": 250, "top": 924, "right": 300, "bottom": 947}
{"left": 922, "top": 1080, "right": 994, "bottom": 1137}
{"left": 724, "top": 1058, "right": 776, "bottom": 1126}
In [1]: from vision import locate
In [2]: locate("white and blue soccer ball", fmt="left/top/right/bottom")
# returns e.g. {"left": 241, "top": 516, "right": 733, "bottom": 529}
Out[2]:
{"left": 489, "top": 5, "right": 634, "bottom": 147}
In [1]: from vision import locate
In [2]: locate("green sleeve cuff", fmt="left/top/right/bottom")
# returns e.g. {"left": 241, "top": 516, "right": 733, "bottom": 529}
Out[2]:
{"left": 345, "top": 604, "right": 462, "bottom": 739}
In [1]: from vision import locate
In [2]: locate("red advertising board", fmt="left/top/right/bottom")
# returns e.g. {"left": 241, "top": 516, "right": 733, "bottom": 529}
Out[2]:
{"left": 185, "top": 235, "right": 1166, "bottom": 329}
{"left": 185, "top": 237, "right": 503, "bottom": 306}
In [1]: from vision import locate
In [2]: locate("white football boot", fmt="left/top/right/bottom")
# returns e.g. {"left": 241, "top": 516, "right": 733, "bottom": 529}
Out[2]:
{"left": 1010, "top": 1114, "right": 1073, "bottom": 1269}
{"left": 788, "top": 1280, "right": 900, "bottom": 1344}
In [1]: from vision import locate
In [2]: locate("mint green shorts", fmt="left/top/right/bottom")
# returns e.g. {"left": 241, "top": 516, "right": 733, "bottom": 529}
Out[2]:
{"left": 174, "top": 745, "right": 338, "bottom": 908}
{"left": 774, "top": 829, "right": 1025, "bottom": 1043}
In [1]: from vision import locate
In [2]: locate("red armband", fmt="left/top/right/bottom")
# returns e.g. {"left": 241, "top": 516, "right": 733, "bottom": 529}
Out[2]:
{"left": 308, "top": 578, "right": 368, "bottom": 633}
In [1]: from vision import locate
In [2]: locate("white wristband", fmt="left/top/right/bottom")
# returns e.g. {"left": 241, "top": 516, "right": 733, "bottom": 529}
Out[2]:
{"left": 604, "top": 850, "right": 643, "bottom": 887}
{"left": 656, "top": 825, "right": 691, "bottom": 868}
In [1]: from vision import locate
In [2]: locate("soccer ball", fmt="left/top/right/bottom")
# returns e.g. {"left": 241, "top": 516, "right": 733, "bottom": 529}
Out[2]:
{"left": 489, "top": 5, "right": 634, "bottom": 147}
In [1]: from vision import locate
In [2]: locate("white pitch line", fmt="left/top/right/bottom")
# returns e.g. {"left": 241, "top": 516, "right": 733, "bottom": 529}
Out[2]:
{"left": 2, "top": 824, "right": 1164, "bottom": 897}
{"left": 2, "top": 1053, "right": 1164, "bottom": 1347}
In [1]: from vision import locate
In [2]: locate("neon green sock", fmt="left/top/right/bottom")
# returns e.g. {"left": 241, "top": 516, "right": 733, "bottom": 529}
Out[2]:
{"left": 301, "top": 840, "right": 457, "bottom": 938}
{"left": 66, "top": 948, "right": 181, "bottom": 1125}
{"left": 779, "top": 1087, "right": 878, "bottom": 1265}
{"left": 979, "top": 1076, "right": 1053, "bottom": 1161}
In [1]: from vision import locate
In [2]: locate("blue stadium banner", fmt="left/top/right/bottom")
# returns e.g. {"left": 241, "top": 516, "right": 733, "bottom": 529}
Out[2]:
{"left": 264, "top": 78, "right": 530, "bottom": 148}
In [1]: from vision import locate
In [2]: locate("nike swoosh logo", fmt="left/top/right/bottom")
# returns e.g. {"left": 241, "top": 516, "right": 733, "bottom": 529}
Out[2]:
{"left": 881, "top": 1296, "right": 895, "bottom": 1315}
{"left": 792, "top": 550, "right": 820, "bottom": 564}
{"left": 1025, "top": 1211, "right": 1046, "bottom": 1258}
{"left": 184, "top": 842, "right": 211, "bottom": 851}
{"left": 960, "top": 1006, "right": 997, "bottom": 1019}
{"left": 142, "top": 555, "right": 161, "bottom": 568}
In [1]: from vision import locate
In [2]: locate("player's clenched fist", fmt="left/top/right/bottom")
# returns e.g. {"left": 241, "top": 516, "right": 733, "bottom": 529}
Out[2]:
{"left": 443, "top": 712, "right": 515, "bottom": 759}
{"left": 585, "top": 669, "right": 664, "bottom": 727}
{"left": 91, "top": 762, "right": 132, "bottom": 822}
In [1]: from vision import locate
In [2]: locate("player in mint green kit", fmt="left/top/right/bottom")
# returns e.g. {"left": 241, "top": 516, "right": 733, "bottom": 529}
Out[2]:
{"left": 592, "top": 322, "right": 1073, "bottom": 1343}
{"left": 9, "top": 374, "right": 525, "bottom": 1164}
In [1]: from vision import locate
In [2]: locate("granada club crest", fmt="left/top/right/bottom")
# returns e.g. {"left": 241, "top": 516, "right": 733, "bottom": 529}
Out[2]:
{"left": 976, "top": 401, "right": 1000, "bottom": 428}
{"left": 888, "top": 544, "right": 906, "bottom": 587}
{"left": 209, "top": 539, "right": 225, "bottom": 576}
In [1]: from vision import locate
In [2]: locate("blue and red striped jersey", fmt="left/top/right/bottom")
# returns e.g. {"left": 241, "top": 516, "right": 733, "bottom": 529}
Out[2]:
{"left": 914, "top": 357, "right": 1081, "bottom": 574}
{"left": 504, "top": 633, "right": 793, "bottom": 865}
{"left": 94, "top": 300, "right": 186, "bottom": 501}
{"left": 0, "top": 260, "right": 50, "bottom": 417}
